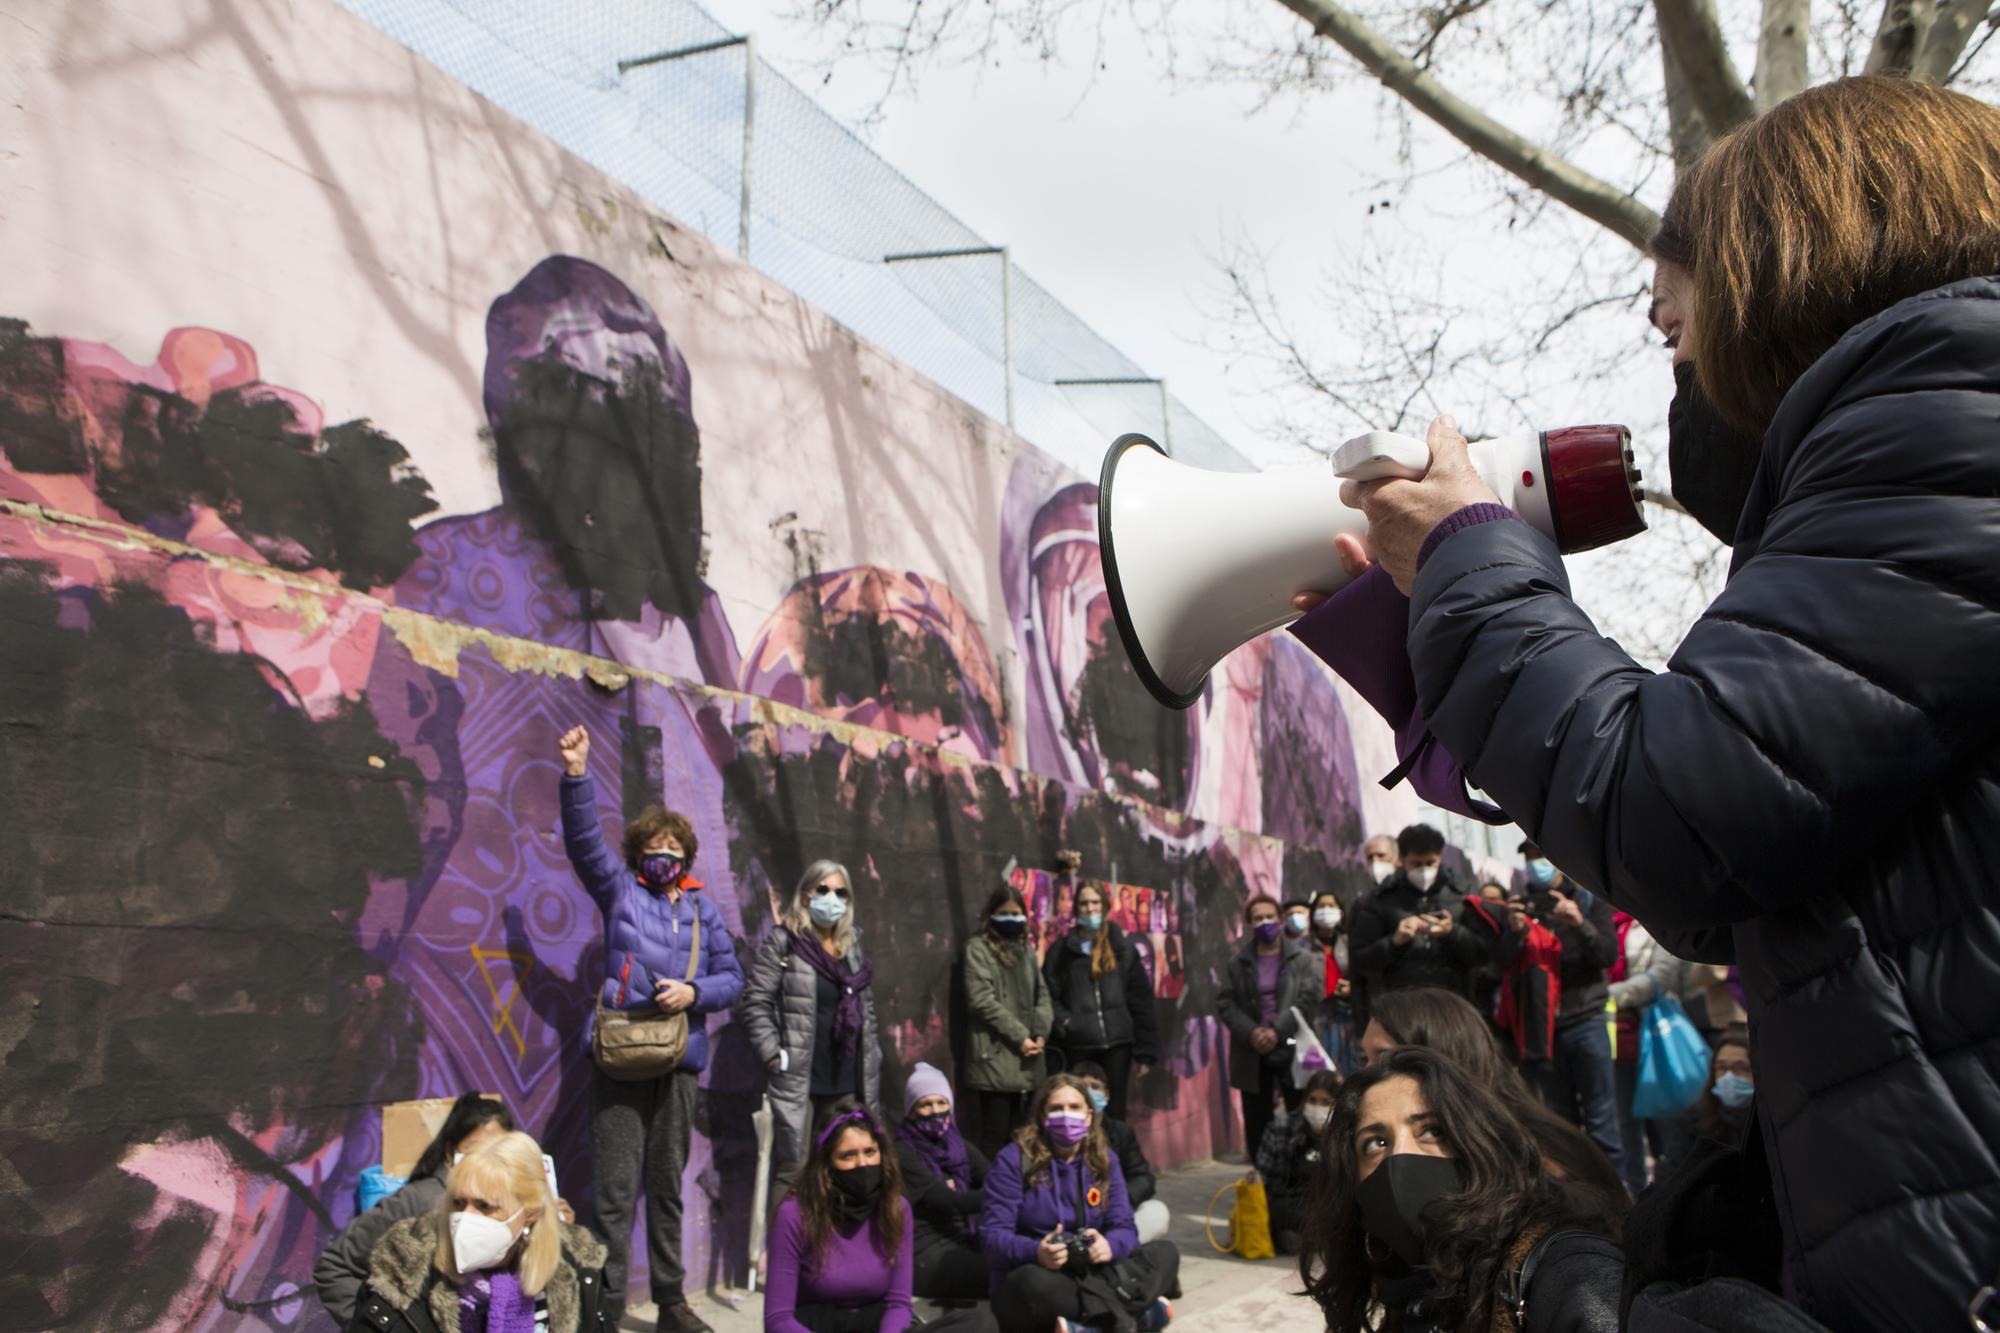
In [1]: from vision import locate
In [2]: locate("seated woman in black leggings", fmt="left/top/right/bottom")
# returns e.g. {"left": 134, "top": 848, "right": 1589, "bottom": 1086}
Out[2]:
{"left": 892, "top": 1062, "right": 990, "bottom": 1301}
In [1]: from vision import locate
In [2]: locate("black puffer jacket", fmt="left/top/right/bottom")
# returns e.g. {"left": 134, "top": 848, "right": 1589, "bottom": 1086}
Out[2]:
{"left": 1406, "top": 278, "right": 2000, "bottom": 1332}
{"left": 1042, "top": 923, "right": 1160, "bottom": 1061}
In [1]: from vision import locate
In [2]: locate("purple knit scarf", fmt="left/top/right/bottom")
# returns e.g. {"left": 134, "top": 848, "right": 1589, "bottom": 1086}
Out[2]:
{"left": 458, "top": 1270, "right": 537, "bottom": 1333}
{"left": 791, "top": 926, "right": 874, "bottom": 1057}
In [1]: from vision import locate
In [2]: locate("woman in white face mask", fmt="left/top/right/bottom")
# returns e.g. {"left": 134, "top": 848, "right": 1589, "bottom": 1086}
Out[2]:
{"left": 1254, "top": 1070, "right": 1343, "bottom": 1254}
{"left": 739, "top": 859, "right": 885, "bottom": 1217}
{"left": 343, "top": 1130, "right": 609, "bottom": 1333}
{"left": 1304, "top": 892, "right": 1361, "bottom": 1074}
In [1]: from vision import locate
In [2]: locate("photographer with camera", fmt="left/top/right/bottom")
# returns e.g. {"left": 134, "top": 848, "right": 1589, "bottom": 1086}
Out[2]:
{"left": 1501, "top": 843, "right": 1624, "bottom": 1183}
{"left": 979, "top": 1075, "right": 1179, "bottom": 1333}
{"left": 1347, "top": 825, "right": 1492, "bottom": 1011}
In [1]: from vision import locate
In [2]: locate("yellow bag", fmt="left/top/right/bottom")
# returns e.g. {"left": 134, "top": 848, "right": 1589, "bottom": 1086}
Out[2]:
{"left": 1206, "top": 1173, "right": 1276, "bottom": 1261}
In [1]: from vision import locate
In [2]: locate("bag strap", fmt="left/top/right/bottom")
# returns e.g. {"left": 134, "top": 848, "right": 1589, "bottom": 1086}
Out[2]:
{"left": 683, "top": 905, "right": 702, "bottom": 983}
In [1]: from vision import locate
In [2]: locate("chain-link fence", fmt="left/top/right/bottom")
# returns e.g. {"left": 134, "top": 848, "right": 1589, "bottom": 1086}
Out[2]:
{"left": 335, "top": 0, "right": 1256, "bottom": 475}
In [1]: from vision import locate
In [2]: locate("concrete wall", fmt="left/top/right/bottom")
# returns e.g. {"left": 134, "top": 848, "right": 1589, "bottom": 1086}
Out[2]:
{"left": 0, "top": 0, "right": 1438, "bottom": 1326}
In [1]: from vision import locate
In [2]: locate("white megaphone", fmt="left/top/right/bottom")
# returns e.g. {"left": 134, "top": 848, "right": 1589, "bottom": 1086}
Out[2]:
{"left": 1098, "top": 426, "right": 1645, "bottom": 709}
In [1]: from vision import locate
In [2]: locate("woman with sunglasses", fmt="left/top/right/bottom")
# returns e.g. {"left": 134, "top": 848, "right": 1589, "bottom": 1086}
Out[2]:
{"left": 742, "top": 860, "right": 883, "bottom": 1206}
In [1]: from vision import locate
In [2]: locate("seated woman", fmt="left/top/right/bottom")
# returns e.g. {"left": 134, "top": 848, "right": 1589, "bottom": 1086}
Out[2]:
{"left": 892, "top": 1063, "right": 990, "bottom": 1302}
{"left": 980, "top": 1075, "right": 1180, "bottom": 1333}
{"left": 344, "top": 1129, "right": 609, "bottom": 1333}
{"left": 1360, "top": 986, "right": 1628, "bottom": 1216}
{"left": 1684, "top": 1026, "right": 1754, "bottom": 1152}
{"left": 1069, "top": 1060, "right": 1169, "bottom": 1244}
{"left": 316, "top": 1094, "right": 514, "bottom": 1325}
{"left": 1254, "top": 1070, "right": 1341, "bottom": 1254}
{"left": 1300, "top": 1048, "right": 1627, "bottom": 1333}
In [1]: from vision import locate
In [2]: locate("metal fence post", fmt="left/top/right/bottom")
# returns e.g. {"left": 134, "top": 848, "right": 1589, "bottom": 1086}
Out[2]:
{"left": 739, "top": 34, "right": 757, "bottom": 261}
{"left": 1001, "top": 246, "right": 1015, "bottom": 431}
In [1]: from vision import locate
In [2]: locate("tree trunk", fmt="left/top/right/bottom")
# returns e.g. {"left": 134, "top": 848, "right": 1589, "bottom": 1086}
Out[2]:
{"left": 1912, "top": 0, "right": 1989, "bottom": 79}
{"left": 1754, "top": 0, "right": 1811, "bottom": 109}
{"left": 1654, "top": 0, "right": 1756, "bottom": 134}
{"left": 1662, "top": 30, "right": 1714, "bottom": 170}
{"left": 1866, "top": 0, "right": 1938, "bottom": 73}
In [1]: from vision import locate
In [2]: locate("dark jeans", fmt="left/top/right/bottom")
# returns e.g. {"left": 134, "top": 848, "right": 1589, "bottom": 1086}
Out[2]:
{"left": 1534, "top": 1014, "right": 1627, "bottom": 1183}
{"left": 1239, "top": 1061, "right": 1303, "bottom": 1166}
{"left": 991, "top": 1241, "right": 1181, "bottom": 1333}
{"left": 974, "top": 1089, "right": 1030, "bottom": 1159}
{"left": 1066, "top": 1044, "right": 1135, "bottom": 1122}
{"left": 914, "top": 1239, "right": 991, "bottom": 1301}
{"left": 590, "top": 1064, "right": 698, "bottom": 1321}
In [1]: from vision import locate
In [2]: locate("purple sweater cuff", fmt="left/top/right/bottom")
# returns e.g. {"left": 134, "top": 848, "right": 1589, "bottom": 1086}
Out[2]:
{"left": 1417, "top": 503, "right": 1520, "bottom": 571}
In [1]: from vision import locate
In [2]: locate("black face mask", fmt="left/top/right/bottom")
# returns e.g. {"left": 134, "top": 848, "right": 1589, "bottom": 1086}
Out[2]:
{"left": 830, "top": 1163, "right": 884, "bottom": 1220}
{"left": 1668, "top": 360, "right": 1764, "bottom": 546}
{"left": 1354, "top": 1153, "right": 1466, "bottom": 1269}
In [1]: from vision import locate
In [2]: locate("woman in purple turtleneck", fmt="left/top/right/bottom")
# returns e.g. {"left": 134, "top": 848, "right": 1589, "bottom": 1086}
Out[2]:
{"left": 979, "top": 1076, "right": 1179, "bottom": 1333}
{"left": 765, "top": 1101, "right": 997, "bottom": 1333}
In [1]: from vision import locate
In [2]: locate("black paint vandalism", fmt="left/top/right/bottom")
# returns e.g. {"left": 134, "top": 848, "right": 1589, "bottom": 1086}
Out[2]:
{"left": 810, "top": 602, "right": 982, "bottom": 732}
{"left": 0, "top": 318, "right": 86, "bottom": 473}
{"left": 714, "top": 728, "right": 1247, "bottom": 1103}
{"left": 1068, "top": 638, "right": 1194, "bottom": 810}
{"left": 490, "top": 356, "right": 706, "bottom": 624}
{"left": 0, "top": 568, "right": 425, "bottom": 1329}
{"left": 0, "top": 320, "right": 437, "bottom": 589}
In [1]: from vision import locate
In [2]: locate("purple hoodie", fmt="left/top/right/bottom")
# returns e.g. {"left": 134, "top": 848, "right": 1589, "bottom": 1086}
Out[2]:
{"left": 977, "top": 1140, "right": 1138, "bottom": 1294}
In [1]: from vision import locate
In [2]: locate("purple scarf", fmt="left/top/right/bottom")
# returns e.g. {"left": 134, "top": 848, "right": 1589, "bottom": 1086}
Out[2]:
{"left": 897, "top": 1113, "right": 973, "bottom": 1193}
{"left": 457, "top": 1271, "right": 536, "bottom": 1333}
{"left": 791, "top": 927, "right": 874, "bottom": 1057}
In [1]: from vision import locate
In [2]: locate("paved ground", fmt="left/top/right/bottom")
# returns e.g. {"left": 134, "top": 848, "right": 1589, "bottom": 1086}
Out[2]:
{"left": 621, "top": 1157, "right": 1324, "bottom": 1333}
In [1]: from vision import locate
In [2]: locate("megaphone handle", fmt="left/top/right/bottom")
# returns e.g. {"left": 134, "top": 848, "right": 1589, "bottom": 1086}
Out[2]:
{"left": 1332, "top": 430, "right": 1431, "bottom": 483}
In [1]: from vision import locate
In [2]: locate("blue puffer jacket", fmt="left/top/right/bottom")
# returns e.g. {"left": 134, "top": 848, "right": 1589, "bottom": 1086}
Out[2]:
{"left": 979, "top": 1140, "right": 1138, "bottom": 1293}
{"left": 1406, "top": 278, "right": 2000, "bottom": 1332}
{"left": 560, "top": 773, "right": 743, "bottom": 1072}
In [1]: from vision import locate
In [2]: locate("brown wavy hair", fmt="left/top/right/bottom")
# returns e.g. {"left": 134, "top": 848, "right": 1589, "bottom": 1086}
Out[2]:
{"left": 1367, "top": 987, "right": 1627, "bottom": 1216}
{"left": 795, "top": 1098, "right": 905, "bottom": 1271}
{"left": 1299, "top": 1048, "right": 1624, "bottom": 1333}
{"left": 622, "top": 805, "right": 698, "bottom": 871}
{"left": 1013, "top": 1074, "right": 1112, "bottom": 1190}
{"left": 1680, "top": 76, "right": 2000, "bottom": 433}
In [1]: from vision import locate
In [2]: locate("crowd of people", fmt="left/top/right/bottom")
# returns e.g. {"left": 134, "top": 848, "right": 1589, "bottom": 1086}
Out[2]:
{"left": 306, "top": 73, "right": 1998, "bottom": 1333}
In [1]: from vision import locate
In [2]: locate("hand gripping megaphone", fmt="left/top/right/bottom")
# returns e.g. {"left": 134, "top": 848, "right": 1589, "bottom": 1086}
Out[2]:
{"left": 1097, "top": 426, "right": 1645, "bottom": 709}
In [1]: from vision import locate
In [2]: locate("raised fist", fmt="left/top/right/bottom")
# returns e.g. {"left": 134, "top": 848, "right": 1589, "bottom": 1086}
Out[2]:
{"left": 558, "top": 725, "right": 590, "bottom": 777}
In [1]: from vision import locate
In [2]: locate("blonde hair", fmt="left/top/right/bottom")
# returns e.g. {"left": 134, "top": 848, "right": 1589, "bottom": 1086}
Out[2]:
{"left": 785, "top": 859, "right": 856, "bottom": 958}
{"left": 434, "top": 1130, "right": 561, "bottom": 1297}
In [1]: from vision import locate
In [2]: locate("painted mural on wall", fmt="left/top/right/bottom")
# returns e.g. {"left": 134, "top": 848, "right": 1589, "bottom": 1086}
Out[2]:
{"left": 1, "top": 2, "right": 1439, "bottom": 1326}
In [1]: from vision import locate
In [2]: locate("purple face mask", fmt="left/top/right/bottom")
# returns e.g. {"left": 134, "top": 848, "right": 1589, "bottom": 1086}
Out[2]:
{"left": 1045, "top": 1110, "right": 1090, "bottom": 1147}
{"left": 638, "top": 853, "right": 684, "bottom": 888}
{"left": 912, "top": 1111, "right": 952, "bottom": 1140}
{"left": 1254, "top": 920, "right": 1283, "bottom": 944}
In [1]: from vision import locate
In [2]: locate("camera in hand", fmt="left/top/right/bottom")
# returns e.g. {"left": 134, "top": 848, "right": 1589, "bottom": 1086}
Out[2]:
{"left": 1050, "top": 1230, "right": 1094, "bottom": 1273}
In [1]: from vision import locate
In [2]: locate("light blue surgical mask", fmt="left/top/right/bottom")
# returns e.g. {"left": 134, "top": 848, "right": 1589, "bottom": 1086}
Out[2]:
{"left": 1086, "top": 1088, "right": 1108, "bottom": 1114}
{"left": 1526, "top": 858, "right": 1557, "bottom": 887}
{"left": 809, "top": 893, "right": 848, "bottom": 927}
{"left": 1076, "top": 911, "right": 1104, "bottom": 933}
{"left": 1712, "top": 1072, "right": 1754, "bottom": 1108}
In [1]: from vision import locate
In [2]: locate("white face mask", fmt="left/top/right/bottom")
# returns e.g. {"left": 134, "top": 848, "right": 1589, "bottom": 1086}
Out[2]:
{"left": 451, "top": 1207, "right": 526, "bottom": 1273}
{"left": 1312, "top": 907, "right": 1341, "bottom": 931}
{"left": 1407, "top": 865, "right": 1438, "bottom": 892}
{"left": 1368, "top": 860, "right": 1395, "bottom": 885}
{"left": 1302, "top": 1104, "right": 1333, "bottom": 1132}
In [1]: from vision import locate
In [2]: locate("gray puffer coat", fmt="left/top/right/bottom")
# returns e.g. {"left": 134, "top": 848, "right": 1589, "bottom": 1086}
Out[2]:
{"left": 737, "top": 925, "right": 882, "bottom": 1165}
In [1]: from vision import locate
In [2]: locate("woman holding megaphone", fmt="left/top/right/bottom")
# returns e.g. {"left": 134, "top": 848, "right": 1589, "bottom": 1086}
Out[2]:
{"left": 1294, "top": 77, "right": 2000, "bottom": 1333}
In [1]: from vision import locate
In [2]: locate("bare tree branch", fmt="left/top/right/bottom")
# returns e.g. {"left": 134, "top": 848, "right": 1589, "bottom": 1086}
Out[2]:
{"left": 1641, "top": 486, "right": 1688, "bottom": 514}
{"left": 1914, "top": 0, "right": 1994, "bottom": 77}
{"left": 1660, "top": 24, "right": 1716, "bottom": 167}
{"left": 1755, "top": 0, "right": 1813, "bottom": 107}
{"left": 1267, "top": 0, "right": 1662, "bottom": 247}
{"left": 1865, "top": 0, "right": 1936, "bottom": 72}
{"left": 1654, "top": 0, "right": 1756, "bottom": 133}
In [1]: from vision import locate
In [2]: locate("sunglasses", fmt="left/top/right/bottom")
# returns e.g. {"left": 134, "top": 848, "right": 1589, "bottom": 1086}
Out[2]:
{"left": 813, "top": 885, "right": 852, "bottom": 901}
